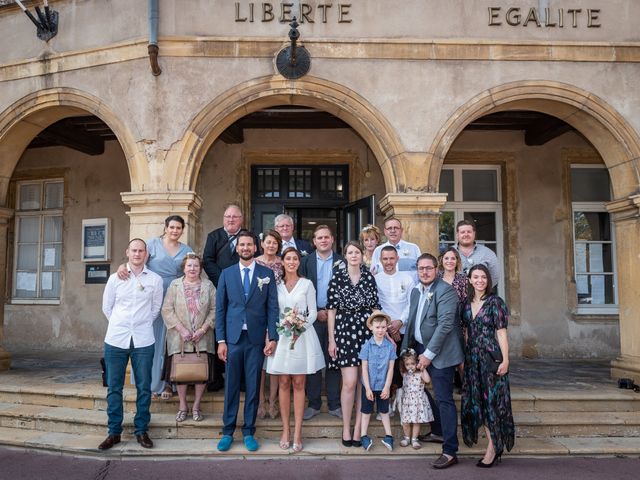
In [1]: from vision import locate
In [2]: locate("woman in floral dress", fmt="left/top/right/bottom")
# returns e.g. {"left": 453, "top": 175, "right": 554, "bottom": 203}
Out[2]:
{"left": 328, "top": 240, "right": 381, "bottom": 447}
{"left": 461, "top": 264, "right": 515, "bottom": 468}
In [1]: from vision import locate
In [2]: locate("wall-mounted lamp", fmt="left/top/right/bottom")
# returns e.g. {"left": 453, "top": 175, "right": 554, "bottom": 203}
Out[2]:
{"left": 15, "top": 0, "right": 59, "bottom": 42}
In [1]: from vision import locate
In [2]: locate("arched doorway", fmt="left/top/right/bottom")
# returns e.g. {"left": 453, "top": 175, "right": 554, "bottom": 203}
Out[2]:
{"left": 0, "top": 88, "right": 138, "bottom": 365}
{"left": 426, "top": 81, "right": 640, "bottom": 379}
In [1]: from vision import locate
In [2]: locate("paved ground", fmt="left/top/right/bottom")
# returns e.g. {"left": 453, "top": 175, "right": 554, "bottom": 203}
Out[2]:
{"left": 5, "top": 350, "right": 618, "bottom": 390}
{"left": 1, "top": 447, "right": 639, "bottom": 480}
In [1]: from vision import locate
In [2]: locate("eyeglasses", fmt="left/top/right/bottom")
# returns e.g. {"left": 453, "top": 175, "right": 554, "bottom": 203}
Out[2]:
{"left": 224, "top": 215, "right": 242, "bottom": 220}
{"left": 417, "top": 266, "right": 436, "bottom": 272}
{"left": 275, "top": 224, "right": 293, "bottom": 229}
{"left": 385, "top": 226, "right": 401, "bottom": 231}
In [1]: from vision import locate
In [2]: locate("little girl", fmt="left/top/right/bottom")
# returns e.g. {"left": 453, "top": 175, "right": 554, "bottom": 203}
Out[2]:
{"left": 399, "top": 348, "right": 434, "bottom": 449}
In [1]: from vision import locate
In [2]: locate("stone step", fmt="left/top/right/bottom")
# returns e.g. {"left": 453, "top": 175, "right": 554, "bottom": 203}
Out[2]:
{"left": 1, "top": 402, "right": 639, "bottom": 440}
{"left": 0, "top": 426, "right": 639, "bottom": 458}
{"left": 1, "top": 384, "right": 638, "bottom": 414}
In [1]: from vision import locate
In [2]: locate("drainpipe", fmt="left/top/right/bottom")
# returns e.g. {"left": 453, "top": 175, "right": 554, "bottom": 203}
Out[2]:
{"left": 148, "top": 0, "right": 162, "bottom": 75}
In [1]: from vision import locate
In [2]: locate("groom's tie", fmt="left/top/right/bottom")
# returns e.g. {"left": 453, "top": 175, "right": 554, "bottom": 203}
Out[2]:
{"left": 243, "top": 267, "right": 250, "bottom": 298}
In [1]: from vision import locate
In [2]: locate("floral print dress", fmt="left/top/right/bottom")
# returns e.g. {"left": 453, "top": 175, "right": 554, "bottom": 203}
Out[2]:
{"left": 327, "top": 265, "right": 380, "bottom": 368}
{"left": 400, "top": 370, "right": 434, "bottom": 425}
{"left": 460, "top": 294, "right": 515, "bottom": 456}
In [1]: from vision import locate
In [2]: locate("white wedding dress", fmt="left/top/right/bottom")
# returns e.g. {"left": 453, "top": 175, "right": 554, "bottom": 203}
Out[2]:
{"left": 266, "top": 278, "right": 326, "bottom": 375}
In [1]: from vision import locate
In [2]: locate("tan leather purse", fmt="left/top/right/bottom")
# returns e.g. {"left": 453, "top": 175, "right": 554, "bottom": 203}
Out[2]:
{"left": 170, "top": 341, "right": 209, "bottom": 383}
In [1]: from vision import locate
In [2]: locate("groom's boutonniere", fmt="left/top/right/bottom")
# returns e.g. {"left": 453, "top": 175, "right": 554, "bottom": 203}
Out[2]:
{"left": 427, "top": 291, "right": 434, "bottom": 302}
{"left": 300, "top": 250, "right": 308, "bottom": 256}
{"left": 257, "top": 277, "right": 270, "bottom": 291}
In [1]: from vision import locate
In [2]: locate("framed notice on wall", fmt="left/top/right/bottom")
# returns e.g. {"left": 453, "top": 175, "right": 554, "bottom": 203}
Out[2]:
{"left": 82, "top": 218, "right": 110, "bottom": 262}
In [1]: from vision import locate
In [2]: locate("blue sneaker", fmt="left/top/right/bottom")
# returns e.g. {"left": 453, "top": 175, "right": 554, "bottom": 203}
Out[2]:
{"left": 244, "top": 435, "right": 260, "bottom": 452}
{"left": 381, "top": 435, "right": 394, "bottom": 451}
{"left": 217, "top": 435, "right": 233, "bottom": 452}
{"left": 361, "top": 435, "right": 373, "bottom": 451}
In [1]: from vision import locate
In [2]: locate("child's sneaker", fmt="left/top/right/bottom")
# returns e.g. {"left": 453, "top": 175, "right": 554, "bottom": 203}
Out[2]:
{"left": 361, "top": 435, "right": 373, "bottom": 451}
{"left": 381, "top": 435, "right": 394, "bottom": 451}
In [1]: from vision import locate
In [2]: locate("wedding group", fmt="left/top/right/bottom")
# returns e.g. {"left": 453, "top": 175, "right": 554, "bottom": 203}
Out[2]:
{"left": 99, "top": 204, "right": 515, "bottom": 469}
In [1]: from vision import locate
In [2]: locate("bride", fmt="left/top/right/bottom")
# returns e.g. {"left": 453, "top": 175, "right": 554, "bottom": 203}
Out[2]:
{"left": 266, "top": 247, "right": 325, "bottom": 453}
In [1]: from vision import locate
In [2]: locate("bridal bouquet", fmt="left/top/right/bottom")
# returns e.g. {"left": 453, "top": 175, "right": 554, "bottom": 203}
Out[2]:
{"left": 276, "top": 307, "right": 307, "bottom": 350}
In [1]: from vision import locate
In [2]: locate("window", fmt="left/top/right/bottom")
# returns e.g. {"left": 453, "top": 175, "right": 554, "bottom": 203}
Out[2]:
{"left": 438, "top": 165, "right": 504, "bottom": 297}
{"left": 571, "top": 166, "right": 617, "bottom": 314}
{"left": 13, "top": 180, "right": 63, "bottom": 302}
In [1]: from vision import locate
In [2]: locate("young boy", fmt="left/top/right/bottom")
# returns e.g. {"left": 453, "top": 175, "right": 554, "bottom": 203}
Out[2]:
{"left": 358, "top": 312, "right": 397, "bottom": 451}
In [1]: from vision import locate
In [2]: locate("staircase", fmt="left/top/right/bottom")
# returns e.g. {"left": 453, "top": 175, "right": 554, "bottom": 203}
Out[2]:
{"left": 1, "top": 374, "right": 639, "bottom": 458}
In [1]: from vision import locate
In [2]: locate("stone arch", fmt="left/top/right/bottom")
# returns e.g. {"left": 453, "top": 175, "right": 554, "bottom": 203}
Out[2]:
{"left": 167, "top": 75, "right": 406, "bottom": 194}
{"left": 0, "top": 88, "right": 144, "bottom": 204}
{"left": 427, "top": 80, "right": 640, "bottom": 199}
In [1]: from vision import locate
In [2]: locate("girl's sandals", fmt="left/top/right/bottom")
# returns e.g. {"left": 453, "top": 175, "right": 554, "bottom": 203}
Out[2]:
{"left": 411, "top": 438, "right": 422, "bottom": 449}
{"left": 257, "top": 402, "right": 267, "bottom": 419}
{"left": 292, "top": 442, "right": 303, "bottom": 453}
{"left": 400, "top": 435, "right": 411, "bottom": 447}
{"left": 175, "top": 410, "right": 188, "bottom": 422}
{"left": 192, "top": 409, "right": 204, "bottom": 422}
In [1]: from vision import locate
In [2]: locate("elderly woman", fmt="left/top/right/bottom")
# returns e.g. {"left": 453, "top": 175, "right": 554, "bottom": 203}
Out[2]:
{"left": 359, "top": 225, "right": 381, "bottom": 272}
{"left": 328, "top": 240, "right": 381, "bottom": 447}
{"left": 162, "top": 253, "right": 215, "bottom": 422}
{"left": 461, "top": 264, "right": 515, "bottom": 467}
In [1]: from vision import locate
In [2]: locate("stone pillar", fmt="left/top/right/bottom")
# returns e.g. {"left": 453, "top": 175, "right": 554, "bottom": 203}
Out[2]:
{"left": 120, "top": 191, "right": 203, "bottom": 248}
{"left": 378, "top": 193, "right": 448, "bottom": 255}
{"left": 607, "top": 194, "right": 640, "bottom": 383}
{"left": 0, "top": 207, "right": 15, "bottom": 370}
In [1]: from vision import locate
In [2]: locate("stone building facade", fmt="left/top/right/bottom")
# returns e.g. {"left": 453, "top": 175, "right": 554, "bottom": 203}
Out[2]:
{"left": 0, "top": 0, "right": 639, "bottom": 381}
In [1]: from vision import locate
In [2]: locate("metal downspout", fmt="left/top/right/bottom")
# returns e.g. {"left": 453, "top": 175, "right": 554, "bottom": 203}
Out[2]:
{"left": 148, "top": 0, "right": 161, "bottom": 75}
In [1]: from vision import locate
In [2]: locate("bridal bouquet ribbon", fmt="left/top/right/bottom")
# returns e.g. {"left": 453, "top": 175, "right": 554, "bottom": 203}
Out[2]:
{"left": 276, "top": 307, "right": 307, "bottom": 350}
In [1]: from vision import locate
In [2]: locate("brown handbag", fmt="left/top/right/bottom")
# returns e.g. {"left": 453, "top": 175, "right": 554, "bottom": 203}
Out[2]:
{"left": 170, "top": 341, "right": 209, "bottom": 383}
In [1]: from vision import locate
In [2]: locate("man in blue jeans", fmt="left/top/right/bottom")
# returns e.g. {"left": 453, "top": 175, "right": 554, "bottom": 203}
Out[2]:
{"left": 99, "top": 238, "right": 163, "bottom": 450}
{"left": 401, "top": 253, "right": 464, "bottom": 469}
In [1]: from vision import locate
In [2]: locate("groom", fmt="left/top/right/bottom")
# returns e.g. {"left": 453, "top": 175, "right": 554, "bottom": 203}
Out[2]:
{"left": 216, "top": 230, "right": 279, "bottom": 452}
{"left": 401, "top": 253, "right": 464, "bottom": 469}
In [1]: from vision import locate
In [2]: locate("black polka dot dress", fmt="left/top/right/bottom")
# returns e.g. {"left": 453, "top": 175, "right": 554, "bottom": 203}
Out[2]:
{"left": 327, "top": 265, "right": 381, "bottom": 369}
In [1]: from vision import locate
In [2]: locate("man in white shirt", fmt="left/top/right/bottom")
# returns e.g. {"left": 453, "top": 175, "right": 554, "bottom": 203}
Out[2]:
{"left": 371, "top": 217, "right": 421, "bottom": 275}
{"left": 99, "top": 239, "right": 163, "bottom": 451}
{"left": 376, "top": 245, "right": 416, "bottom": 402}
{"left": 274, "top": 213, "right": 312, "bottom": 256}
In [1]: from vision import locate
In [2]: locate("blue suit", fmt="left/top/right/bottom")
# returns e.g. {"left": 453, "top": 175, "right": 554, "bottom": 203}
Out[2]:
{"left": 216, "top": 262, "right": 279, "bottom": 437}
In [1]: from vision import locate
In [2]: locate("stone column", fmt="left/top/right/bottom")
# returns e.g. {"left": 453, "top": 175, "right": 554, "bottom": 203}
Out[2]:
{"left": 607, "top": 194, "right": 640, "bottom": 383}
{"left": 378, "top": 193, "right": 448, "bottom": 255}
{"left": 120, "top": 191, "right": 203, "bottom": 247}
{"left": 0, "top": 207, "right": 15, "bottom": 370}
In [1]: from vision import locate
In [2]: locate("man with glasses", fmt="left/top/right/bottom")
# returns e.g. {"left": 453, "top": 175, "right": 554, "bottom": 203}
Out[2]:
{"left": 401, "top": 253, "right": 464, "bottom": 469}
{"left": 371, "top": 217, "right": 421, "bottom": 275}
{"left": 273, "top": 213, "right": 312, "bottom": 256}
{"left": 203, "top": 203, "right": 246, "bottom": 391}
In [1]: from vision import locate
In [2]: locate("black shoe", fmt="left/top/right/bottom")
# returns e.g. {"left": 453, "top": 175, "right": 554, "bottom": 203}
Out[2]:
{"left": 136, "top": 432, "right": 154, "bottom": 449}
{"left": 351, "top": 439, "right": 362, "bottom": 448}
{"left": 98, "top": 434, "right": 121, "bottom": 450}
{"left": 432, "top": 454, "right": 458, "bottom": 469}
{"left": 477, "top": 453, "right": 501, "bottom": 468}
{"left": 341, "top": 438, "right": 353, "bottom": 447}
{"left": 418, "top": 432, "right": 444, "bottom": 443}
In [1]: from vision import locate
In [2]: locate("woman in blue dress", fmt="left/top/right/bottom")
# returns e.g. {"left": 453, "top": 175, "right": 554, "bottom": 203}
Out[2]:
{"left": 119, "top": 215, "right": 193, "bottom": 398}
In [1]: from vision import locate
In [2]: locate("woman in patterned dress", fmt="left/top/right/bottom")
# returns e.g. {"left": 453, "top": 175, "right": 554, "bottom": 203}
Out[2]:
{"left": 328, "top": 241, "right": 381, "bottom": 447}
{"left": 461, "top": 264, "right": 515, "bottom": 468}
{"left": 255, "top": 230, "right": 283, "bottom": 419}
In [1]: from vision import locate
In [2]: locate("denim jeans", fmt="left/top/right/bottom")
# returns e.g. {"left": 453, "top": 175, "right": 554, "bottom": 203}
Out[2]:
{"left": 104, "top": 341, "right": 154, "bottom": 436}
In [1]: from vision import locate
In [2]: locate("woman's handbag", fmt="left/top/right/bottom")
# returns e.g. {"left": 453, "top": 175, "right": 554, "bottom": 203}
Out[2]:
{"left": 485, "top": 348, "right": 503, "bottom": 374}
{"left": 170, "top": 341, "right": 209, "bottom": 383}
